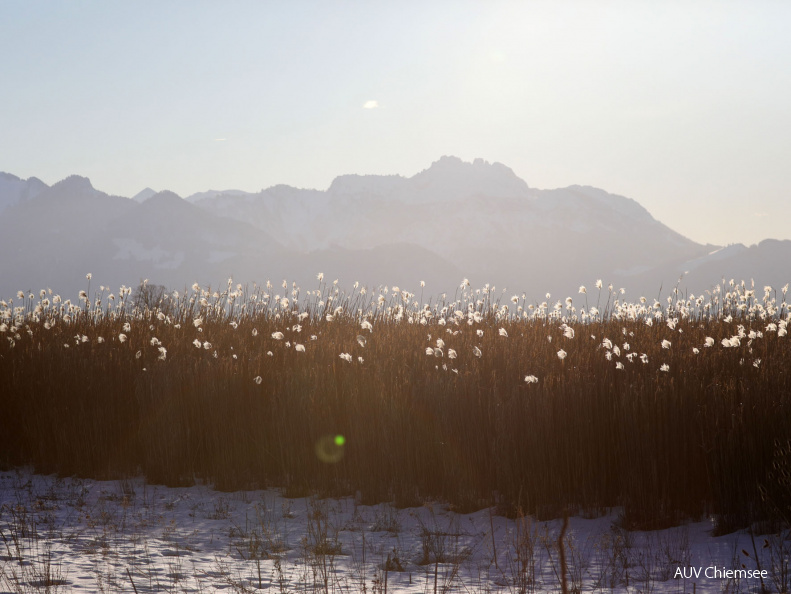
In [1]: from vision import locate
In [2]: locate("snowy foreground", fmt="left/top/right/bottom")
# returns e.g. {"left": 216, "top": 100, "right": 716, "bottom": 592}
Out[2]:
{"left": 0, "top": 471, "right": 786, "bottom": 593}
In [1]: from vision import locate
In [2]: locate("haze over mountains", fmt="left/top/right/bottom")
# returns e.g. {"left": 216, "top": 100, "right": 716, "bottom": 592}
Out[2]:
{"left": 1, "top": 157, "right": 788, "bottom": 302}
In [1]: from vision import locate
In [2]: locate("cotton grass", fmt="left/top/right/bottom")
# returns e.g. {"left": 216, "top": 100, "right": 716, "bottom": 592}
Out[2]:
{"left": 0, "top": 274, "right": 789, "bottom": 530}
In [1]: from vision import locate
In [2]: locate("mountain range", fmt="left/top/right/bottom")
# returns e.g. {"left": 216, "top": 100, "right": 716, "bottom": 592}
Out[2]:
{"left": 1, "top": 157, "right": 789, "bottom": 302}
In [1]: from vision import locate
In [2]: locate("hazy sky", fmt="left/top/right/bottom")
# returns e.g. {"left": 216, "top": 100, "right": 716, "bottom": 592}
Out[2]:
{"left": 1, "top": 1, "right": 789, "bottom": 247}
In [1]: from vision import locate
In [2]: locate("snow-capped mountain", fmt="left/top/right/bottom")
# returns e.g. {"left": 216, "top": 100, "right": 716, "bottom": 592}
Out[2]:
{"left": 0, "top": 157, "right": 788, "bottom": 301}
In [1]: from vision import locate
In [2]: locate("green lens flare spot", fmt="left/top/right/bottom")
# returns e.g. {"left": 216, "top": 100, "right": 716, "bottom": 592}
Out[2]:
{"left": 316, "top": 435, "right": 345, "bottom": 463}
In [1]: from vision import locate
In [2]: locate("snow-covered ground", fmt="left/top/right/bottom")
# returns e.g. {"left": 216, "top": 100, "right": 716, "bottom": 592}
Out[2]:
{"left": 0, "top": 470, "right": 786, "bottom": 593}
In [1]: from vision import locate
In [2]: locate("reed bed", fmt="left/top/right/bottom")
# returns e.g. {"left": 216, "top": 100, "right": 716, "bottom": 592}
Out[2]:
{"left": 1, "top": 276, "right": 789, "bottom": 532}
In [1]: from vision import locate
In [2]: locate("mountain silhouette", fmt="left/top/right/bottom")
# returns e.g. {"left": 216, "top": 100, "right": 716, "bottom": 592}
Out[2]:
{"left": 1, "top": 158, "right": 788, "bottom": 301}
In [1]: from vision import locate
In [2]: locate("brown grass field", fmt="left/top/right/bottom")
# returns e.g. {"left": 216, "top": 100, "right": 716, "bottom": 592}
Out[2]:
{"left": 1, "top": 277, "right": 790, "bottom": 535}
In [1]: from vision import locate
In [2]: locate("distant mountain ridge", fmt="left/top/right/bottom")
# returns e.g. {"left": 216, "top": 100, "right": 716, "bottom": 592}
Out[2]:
{"left": 131, "top": 187, "right": 157, "bottom": 203}
{"left": 0, "top": 172, "right": 48, "bottom": 212}
{"left": 1, "top": 157, "right": 789, "bottom": 301}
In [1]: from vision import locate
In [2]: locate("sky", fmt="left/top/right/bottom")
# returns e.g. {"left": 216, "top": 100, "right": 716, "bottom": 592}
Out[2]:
{"left": 1, "top": 1, "right": 789, "bottom": 247}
